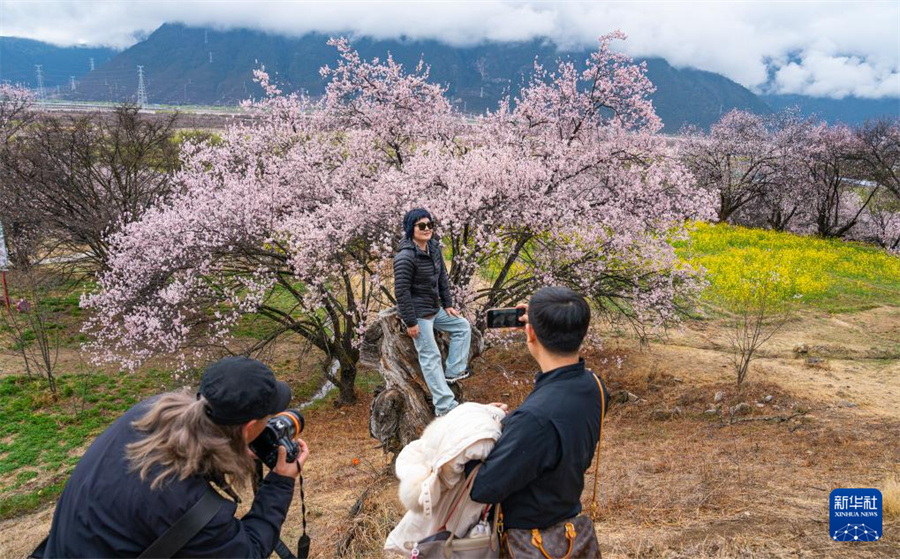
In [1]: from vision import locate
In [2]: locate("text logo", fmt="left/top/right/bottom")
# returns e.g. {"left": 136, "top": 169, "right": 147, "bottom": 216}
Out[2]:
{"left": 830, "top": 488, "right": 882, "bottom": 542}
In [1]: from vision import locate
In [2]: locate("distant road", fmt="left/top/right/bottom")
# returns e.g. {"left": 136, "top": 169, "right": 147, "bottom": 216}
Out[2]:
{"left": 40, "top": 101, "right": 256, "bottom": 129}
{"left": 38, "top": 102, "right": 692, "bottom": 139}
{"left": 42, "top": 101, "right": 245, "bottom": 116}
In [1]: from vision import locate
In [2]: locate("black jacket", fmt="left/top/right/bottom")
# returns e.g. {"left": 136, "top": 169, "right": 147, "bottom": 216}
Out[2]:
{"left": 471, "top": 360, "right": 608, "bottom": 530}
{"left": 393, "top": 237, "right": 453, "bottom": 327}
{"left": 43, "top": 397, "right": 295, "bottom": 558}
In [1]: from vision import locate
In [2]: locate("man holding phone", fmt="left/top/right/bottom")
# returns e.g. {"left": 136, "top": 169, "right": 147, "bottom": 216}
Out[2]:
{"left": 472, "top": 287, "right": 608, "bottom": 551}
{"left": 393, "top": 208, "right": 472, "bottom": 417}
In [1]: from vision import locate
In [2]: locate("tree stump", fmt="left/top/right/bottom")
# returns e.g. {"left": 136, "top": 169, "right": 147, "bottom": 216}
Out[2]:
{"left": 361, "top": 308, "right": 482, "bottom": 455}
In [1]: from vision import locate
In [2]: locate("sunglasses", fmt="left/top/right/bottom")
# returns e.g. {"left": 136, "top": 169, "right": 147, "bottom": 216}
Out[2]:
{"left": 415, "top": 221, "right": 435, "bottom": 231}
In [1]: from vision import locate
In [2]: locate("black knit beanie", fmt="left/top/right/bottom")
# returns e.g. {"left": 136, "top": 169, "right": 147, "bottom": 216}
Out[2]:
{"left": 403, "top": 208, "right": 433, "bottom": 240}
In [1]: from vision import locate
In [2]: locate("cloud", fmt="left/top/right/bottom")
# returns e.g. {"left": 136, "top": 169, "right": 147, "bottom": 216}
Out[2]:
{"left": 0, "top": 0, "right": 897, "bottom": 99}
{"left": 775, "top": 52, "right": 900, "bottom": 99}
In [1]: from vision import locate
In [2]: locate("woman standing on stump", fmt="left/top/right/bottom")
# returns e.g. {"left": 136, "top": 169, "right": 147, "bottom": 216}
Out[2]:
{"left": 393, "top": 209, "right": 472, "bottom": 417}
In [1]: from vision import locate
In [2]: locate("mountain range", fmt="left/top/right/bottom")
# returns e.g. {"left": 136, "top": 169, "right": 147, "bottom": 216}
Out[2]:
{"left": 1, "top": 23, "right": 897, "bottom": 132}
{"left": 0, "top": 36, "right": 115, "bottom": 89}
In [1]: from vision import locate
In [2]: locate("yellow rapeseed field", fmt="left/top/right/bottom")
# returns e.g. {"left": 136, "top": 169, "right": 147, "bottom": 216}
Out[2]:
{"left": 675, "top": 222, "right": 900, "bottom": 312}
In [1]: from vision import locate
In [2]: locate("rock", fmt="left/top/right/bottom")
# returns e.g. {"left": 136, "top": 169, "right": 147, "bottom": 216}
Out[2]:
{"left": 651, "top": 409, "right": 675, "bottom": 421}
{"left": 730, "top": 402, "right": 752, "bottom": 416}
{"left": 839, "top": 400, "right": 858, "bottom": 408}
{"left": 714, "top": 391, "right": 725, "bottom": 403}
{"left": 756, "top": 403, "right": 765, "bottom": 408}
{"left": 793, "top": 344, "right": 809, "bottom": 355}
{"left": 806, "top": 356, "right": 829, "bottom": 370}
{"left": 611, "top": 390, "right": 641, "bottom": 405}
{"left": 673, "top": 377, "right": 684, "bottom": 383}
{"left": 764, "top": 395, "right": 774, "bottom": 403}
{"left": 704, "top": 408, "right": 719, "bottom": 416}
{"left": 672, "top": 406, "right": 683, "bottom": 416}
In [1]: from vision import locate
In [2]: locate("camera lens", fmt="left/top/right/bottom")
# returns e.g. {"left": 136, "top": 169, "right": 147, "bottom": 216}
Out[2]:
{"left": 275, "top": 409, "right": 304, "bottom": 438}
{"left": 250, "top": 409, "right": 305, "bottom": 469}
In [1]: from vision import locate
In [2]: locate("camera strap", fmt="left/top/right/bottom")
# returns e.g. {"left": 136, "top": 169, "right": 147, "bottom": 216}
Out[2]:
{"left": 256, "top": 461, "right": 309, "bottom": 559}
{"left": 297, "top": 474, "right": 310, "bottom": 558}
{"left": 137, "top": 484, "right": 227, "bottom": 559}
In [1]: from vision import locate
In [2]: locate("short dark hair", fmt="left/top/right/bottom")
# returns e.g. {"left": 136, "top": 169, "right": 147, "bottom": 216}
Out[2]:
{"left": 403, "top": 208, "right": 433, "bottom": 240}
{"left": 527, "top": 287, "right": 590, "bottom": 355}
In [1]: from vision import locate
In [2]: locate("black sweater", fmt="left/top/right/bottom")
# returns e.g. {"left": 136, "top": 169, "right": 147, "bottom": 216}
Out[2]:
{"left": 393, "top": 237, "right": 454, "bottom": 327}
{"left": 43, "top": 397, "right": 295, "bottom": 558}
{"left": 471, "top": 360, "right": 608, "bottom": 529}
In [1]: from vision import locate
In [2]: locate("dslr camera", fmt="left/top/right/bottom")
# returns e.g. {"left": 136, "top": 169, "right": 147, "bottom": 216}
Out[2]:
{"left": 249, "top": 409, "right": 304, "bottom": 469}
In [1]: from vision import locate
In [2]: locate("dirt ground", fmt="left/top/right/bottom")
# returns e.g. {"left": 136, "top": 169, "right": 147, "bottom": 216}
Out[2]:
{"left": 1, "top": 307, "right": 898, "bottom": 558}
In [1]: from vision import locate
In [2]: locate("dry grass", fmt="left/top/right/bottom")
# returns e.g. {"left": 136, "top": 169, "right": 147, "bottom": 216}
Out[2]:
{"left": 884, "top": 476, "right": 900, "bottom": 521}
{"left": 584, "top": 338, "right": 900, "bottom": 559}
{"left": 262, "top": 335, "right": 900, "bottom": 558}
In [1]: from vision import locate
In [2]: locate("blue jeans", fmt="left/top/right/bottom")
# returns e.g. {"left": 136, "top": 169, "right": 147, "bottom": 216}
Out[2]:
{"left": 412, "top": 309, "right": 472, "bottom": 416}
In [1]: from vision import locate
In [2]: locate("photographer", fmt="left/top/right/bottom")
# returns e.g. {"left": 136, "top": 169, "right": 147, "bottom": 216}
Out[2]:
{"left": 38, "top": 357, "right": 309, "bottom": 558}
{"left": 471, "top": 287, "right": 608, "bottom": 555}
{"left": 393, "top": 208, "right": 472, "bottom": 417}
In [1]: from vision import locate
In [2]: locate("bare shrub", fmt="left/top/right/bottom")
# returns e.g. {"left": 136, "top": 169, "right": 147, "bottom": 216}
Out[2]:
{"left": 0, "top": 264, "right": 72, "bottom": 392}
{"left": 0, "top": 105, "right": 180, "bottom": 270}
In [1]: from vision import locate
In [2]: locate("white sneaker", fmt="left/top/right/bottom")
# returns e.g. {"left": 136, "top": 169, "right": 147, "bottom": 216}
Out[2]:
{"left": 445, "top": 370, "right": 471, "bottom": 384}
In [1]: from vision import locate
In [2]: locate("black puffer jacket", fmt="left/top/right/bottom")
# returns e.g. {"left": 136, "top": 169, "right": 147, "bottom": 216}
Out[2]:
{"left": 393, "top": 238, "right": 453, "bottom": 327}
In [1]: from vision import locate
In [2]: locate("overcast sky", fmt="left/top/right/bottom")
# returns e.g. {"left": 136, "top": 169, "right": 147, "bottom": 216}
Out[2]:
{"left": 1, "top": 0, "right": 898, "bottom": 99}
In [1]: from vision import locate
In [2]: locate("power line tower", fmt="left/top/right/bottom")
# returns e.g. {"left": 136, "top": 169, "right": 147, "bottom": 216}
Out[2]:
{"left": 136, "top": 65, "right": 147, "bottom": 106}
{"left": 70, "top": 76, "right": 77, "bottom": 92}
{"left": 34, "top": 65, "right": 46, "bottom": 108}
{"left": 89, "top": 57, "right": 95, "bottom": 71}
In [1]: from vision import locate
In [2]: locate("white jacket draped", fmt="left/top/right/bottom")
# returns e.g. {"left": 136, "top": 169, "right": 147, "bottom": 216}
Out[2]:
{"left": 385, "top": 402, "right": 506, "bottom": 554}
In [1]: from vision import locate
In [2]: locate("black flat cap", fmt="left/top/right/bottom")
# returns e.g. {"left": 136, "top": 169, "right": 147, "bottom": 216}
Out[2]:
{"left": 199, "top": 356, "right": 292, "bottom": 425}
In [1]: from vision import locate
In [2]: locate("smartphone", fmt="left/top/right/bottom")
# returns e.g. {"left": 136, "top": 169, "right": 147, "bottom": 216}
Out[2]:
{"left": 486, "top": 307, "right": 526, "bottom": 329}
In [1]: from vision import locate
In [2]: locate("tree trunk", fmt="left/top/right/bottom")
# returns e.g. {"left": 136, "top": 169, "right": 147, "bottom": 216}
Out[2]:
{"left": 337, "top": 362, "right": 358, "bottom": 406}
{"left": 361, "top": 308, "right": 481, "bottom": 455}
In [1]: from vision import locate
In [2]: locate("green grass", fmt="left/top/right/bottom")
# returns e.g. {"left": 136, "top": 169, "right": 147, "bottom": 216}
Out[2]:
{"left": 0, "top": 369, "right": 178, "bottom": 520}
{"left": 0, "top": 479, "right": 67, "bottom": 520}
{"left": 230, "top": 280, "right": 312, "bottom": 340}
{"left": 676, "top": 223, "right": 900, "bottom": 314}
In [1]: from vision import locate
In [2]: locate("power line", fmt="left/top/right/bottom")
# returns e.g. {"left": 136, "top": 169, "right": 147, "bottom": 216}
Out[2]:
{"left": 35, "top": 65, "right": 46, "bottom": 108}
{"left": 136, "top": 65, "right": 147, "bottom": 106}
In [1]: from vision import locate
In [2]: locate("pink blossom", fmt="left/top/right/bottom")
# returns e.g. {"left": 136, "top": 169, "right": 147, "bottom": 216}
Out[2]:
{"left": 83, "top": 35, "right": 710, "bottom": 379}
